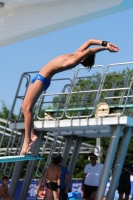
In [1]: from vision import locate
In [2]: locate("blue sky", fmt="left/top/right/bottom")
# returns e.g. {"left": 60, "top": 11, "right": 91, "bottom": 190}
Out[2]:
{"left": 0, "top": 8, "right": 133, "bottom": 112}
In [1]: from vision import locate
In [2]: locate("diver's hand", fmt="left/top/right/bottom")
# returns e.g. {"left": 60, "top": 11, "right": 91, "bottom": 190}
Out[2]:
{"left": 107, "top": 42, "right": 119, "bottom": 52}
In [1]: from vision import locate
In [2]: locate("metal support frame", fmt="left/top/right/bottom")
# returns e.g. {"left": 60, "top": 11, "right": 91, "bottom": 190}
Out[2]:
{"left": 95, "top": 125, "right": 122, "bottom": 200}
{"left": 18, "top": 132, "right": 43, "bottom": 200}
{"left": 9, "top": 161, "right": 24, "bottom": 197}
{"left": 9, "top": 134, "right": 25, "bottom": 197}
{"left": 96, "top": 138, "right": 101, "bottom": 163}
{"left": 107, "top": 127, "right": 132, "bottom": 200}
{"left": 62, "top": 136, "right": 73, "bottom": 166}
{"left": 68, "top": 137, "right": 82, "bottom": 181}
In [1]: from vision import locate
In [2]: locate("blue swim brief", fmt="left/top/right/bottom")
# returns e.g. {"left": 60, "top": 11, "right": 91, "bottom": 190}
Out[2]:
{"left": 31, "top": 74, "right": 51, "bottom": 90}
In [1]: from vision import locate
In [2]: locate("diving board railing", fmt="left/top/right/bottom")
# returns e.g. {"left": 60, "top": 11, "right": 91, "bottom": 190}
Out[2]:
{"left": 0, "top": 72, "right": 34, "bottom": 176}
{"left": 36, "top": 65, "right": 105, "bottom": 120}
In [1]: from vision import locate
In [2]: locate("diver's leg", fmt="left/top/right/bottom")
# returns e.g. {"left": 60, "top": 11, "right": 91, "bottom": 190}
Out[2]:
{"left": 20, "top": 80, "right": 44, "bottom": 154}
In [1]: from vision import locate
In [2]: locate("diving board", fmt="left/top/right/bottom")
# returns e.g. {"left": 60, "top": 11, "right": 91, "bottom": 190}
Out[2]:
{"left": 0, "top": 155, "right": 44, "bottom": 163}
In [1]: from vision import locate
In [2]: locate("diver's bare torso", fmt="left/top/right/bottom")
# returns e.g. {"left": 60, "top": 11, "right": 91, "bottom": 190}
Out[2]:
{"left": 39, "top": 52, "right": 81, "bottom": 79}
{"left": 45, "top": 165, "right": 61, "bottom": 183}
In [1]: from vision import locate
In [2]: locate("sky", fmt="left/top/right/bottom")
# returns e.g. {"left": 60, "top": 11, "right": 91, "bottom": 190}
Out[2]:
{"left": 0, "top": 7, "right": 133, "bottom": 113}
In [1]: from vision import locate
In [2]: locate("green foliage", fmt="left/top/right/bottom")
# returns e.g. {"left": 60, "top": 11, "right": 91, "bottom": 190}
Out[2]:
{"left": 127, "top": 137, "right": 133, "bottom": 164}
{"left": 0, "top": 102, "right": 10, "bottom": 119}
{"left": 0, "top": 101, "right": 17, "bottom": 122}
{"left": 72, "top": 138, "right": 96, "bottom": 178}
{"left": 72, "top": 154, "right": 89, "bottom": 178}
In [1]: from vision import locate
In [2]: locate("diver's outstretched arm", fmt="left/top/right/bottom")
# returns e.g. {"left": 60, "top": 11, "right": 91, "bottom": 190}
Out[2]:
{"left": 77, "top": 39, "right": 119, "bottom": 52}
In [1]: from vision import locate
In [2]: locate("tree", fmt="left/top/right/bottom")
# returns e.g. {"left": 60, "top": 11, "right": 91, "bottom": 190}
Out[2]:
{"left": 0, "top": 102, "right": 9, "bottom": 119}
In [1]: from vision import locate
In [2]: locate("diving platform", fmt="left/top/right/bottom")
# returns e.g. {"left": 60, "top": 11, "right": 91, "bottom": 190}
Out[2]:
{"left": 9, "top": 116, "right": 133, "bottom": 138}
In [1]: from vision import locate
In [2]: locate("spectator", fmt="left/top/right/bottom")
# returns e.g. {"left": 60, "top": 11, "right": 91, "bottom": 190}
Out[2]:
{"left": 36, "top": 180, "right": 46, "bottom": 199}
{"left": 82, "top": 153, "right": 104, "bottom": 200}
{"left": 117, "top": 156, "right": 133, "bottom": 200}
{"left": 0, "top": 176, "right": 15, "bottom": 200}
{"left": 43, "top": 156, "right": 62, "bottom": 200}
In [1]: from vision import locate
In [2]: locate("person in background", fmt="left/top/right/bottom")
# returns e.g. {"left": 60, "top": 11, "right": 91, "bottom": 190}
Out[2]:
{"left": 117, "top": 156, "right": 133, "bottom": 200}
{"left": 82, "top": 153, "right": 104, "bottom": 200}
{"left": 0, "top": 176, "right": 15, "bottom": 200}
{"left": 36, "top": 179, "right": 46, "bottom": 199}
{"left": 43, "top": 156, "right": 62, "bottom": 200}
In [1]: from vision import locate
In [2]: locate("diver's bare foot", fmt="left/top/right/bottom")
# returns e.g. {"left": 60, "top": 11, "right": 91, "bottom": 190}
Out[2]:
{"left": 31, "top": 135, "right": 38, "bottom": 142}
{"left": 20, "top": 140, "right": 33, "bottom": 155}
{"left": 30, "top": 137, "right": 38, "bottom": 150}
